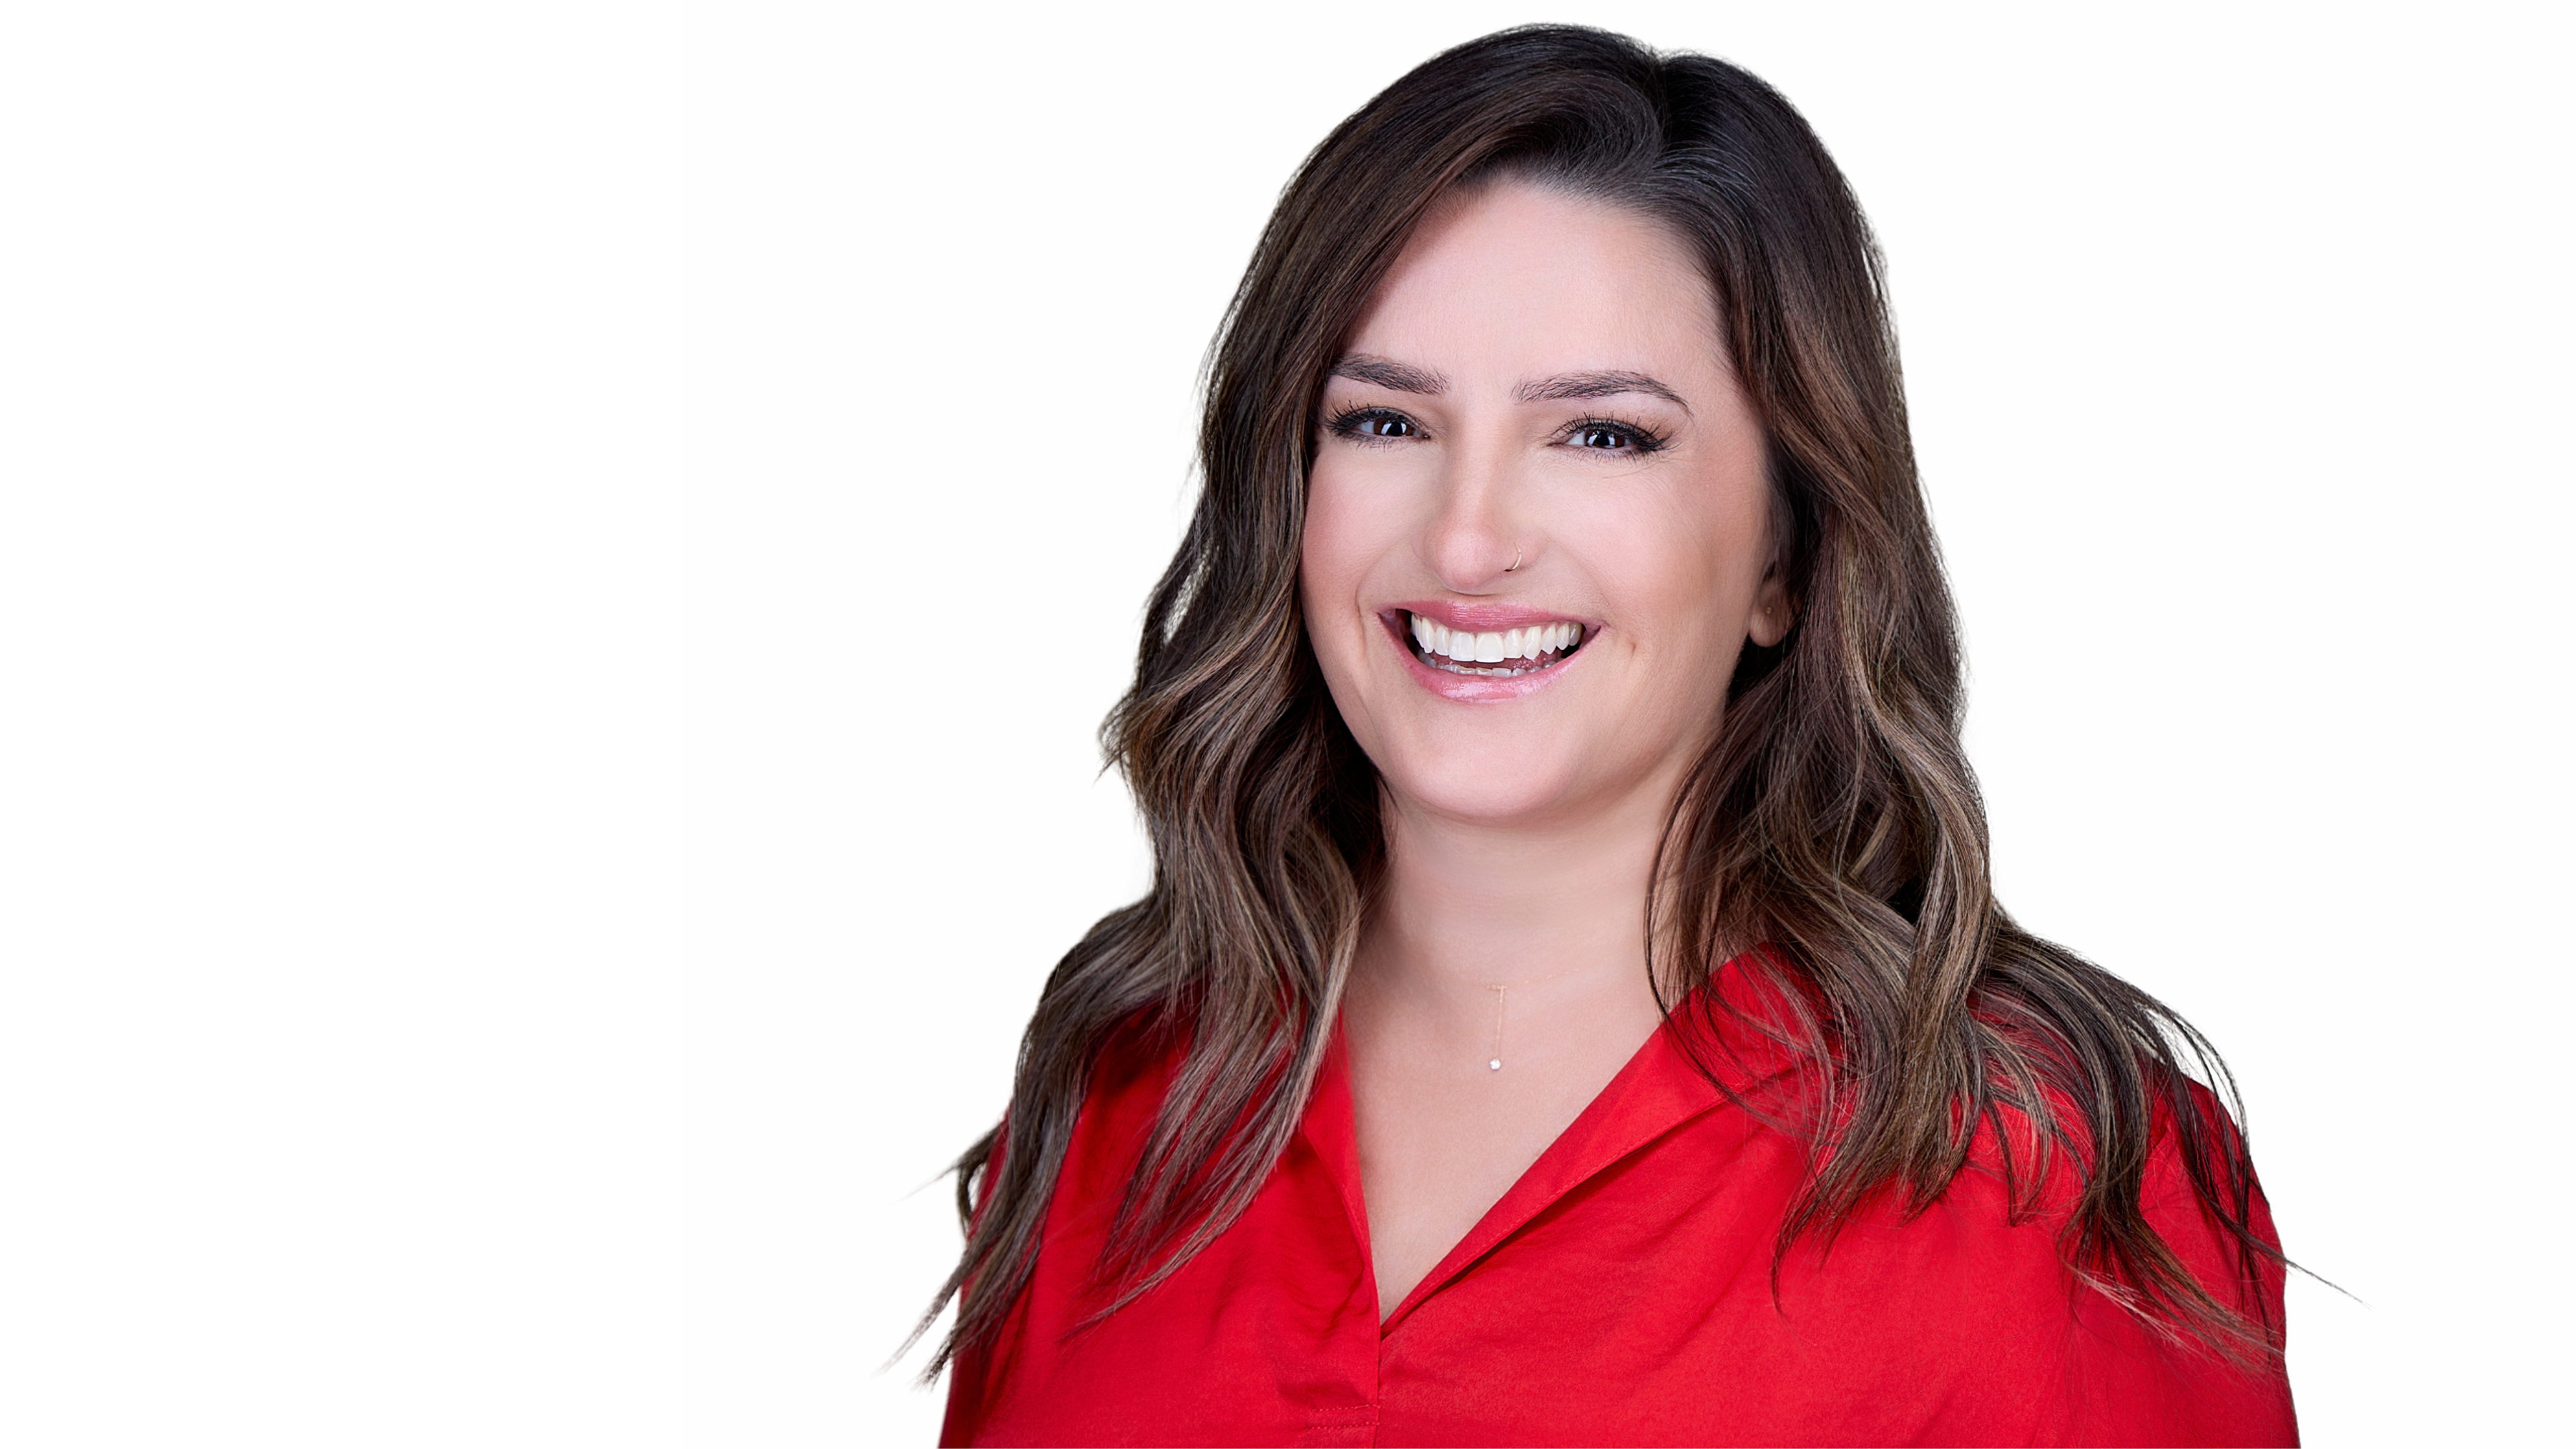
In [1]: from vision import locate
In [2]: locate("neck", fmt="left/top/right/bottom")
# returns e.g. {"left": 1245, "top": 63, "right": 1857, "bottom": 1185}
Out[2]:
{"left": 1360, "top": 773, "right": 1678, "bottom": 1009}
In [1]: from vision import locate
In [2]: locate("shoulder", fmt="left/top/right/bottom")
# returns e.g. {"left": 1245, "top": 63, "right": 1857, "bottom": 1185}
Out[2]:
{"left": 941, "top": 1012, "right": 1187, "bottom": 1443}
{"left": 1042, "top": 1010, "right": 1183, "bottom": 1213}
{"left": 1975, "top": 1076, "right": 2282, "bottom": 1296}
{"left": 1864, "top": 1082, "right": 2297, "bottom": 1445}
{"left": 1929, "top": 1075, "right": 2285, "bottom": 1313}
{"left": 965, "top": 1009, "right": 1178, "bottom": 1201}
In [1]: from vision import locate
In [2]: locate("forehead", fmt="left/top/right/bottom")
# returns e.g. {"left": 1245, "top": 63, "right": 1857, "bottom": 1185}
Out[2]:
{"left": 1340, "top": 182, "right": 1724, "bottom": 379}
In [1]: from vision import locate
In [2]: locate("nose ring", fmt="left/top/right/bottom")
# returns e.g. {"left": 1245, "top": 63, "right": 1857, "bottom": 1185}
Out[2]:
{"left": 1505, "top": 544, "right": 1522, "bottom": 573}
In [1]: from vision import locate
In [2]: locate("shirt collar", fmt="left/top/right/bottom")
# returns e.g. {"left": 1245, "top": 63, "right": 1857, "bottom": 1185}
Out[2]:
{"left": 1301, "top": 950, "right": 1810, "bottom": 1333}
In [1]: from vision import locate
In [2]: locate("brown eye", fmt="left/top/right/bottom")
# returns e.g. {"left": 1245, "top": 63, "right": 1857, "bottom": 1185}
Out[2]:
{"left": 1560, "top": 418, "right": 1666, "bottom": 455}
{"left": 1330, "top": 407, "right": 1421, "bottom": 441}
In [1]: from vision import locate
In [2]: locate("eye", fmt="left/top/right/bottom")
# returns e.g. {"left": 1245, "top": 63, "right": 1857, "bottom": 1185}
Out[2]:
{"left": 1326, "top": 406, "right": 1423, "bottom": 443}
{"left": 1560, "top": 417, "right": 1665, "bottom": 454}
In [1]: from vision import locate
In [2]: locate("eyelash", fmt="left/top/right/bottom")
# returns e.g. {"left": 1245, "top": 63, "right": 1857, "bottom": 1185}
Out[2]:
{"left": 1322, "top": 405, "right": 1670, "bottom": 456}
{"left": 1560, "top": 414, "right": 1669, "bottom": 455}
{"left": 1323, "top": 405, "right": 1421, "bottom": 445}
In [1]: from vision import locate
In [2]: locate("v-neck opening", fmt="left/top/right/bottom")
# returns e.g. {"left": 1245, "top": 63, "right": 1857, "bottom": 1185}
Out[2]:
{"left": 1303, "top": 959, "right": 1798, "bottom": 1340}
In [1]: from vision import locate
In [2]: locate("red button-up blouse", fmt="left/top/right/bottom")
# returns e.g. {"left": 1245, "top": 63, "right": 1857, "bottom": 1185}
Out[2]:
{"left": 943, "top": 964, "right": 2296, "bottom": 1447}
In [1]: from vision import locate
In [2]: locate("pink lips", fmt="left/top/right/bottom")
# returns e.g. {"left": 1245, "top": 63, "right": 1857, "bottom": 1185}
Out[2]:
{"left": 1381, "top": 600, "right": 1599, "bottom": 703}
{"left": 1394, "top": 599, "right": 1601, "bottom": 634}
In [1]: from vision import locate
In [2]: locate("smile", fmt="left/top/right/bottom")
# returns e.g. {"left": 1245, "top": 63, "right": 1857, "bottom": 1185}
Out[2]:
{"left": 1405, "top": 611, "right": 1587, "bottom": 678}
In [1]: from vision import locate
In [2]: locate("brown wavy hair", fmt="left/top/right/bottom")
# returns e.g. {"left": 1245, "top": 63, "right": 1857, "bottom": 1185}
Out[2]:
{"left": 917, "top": 23, "right": 2283, "bottom": 1374}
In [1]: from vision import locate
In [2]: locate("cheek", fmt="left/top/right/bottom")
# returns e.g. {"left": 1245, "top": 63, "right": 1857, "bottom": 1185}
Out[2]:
{"left": 1297, "top": 473, "right": 1360, "bottom": 671}
{"left": 1587, "top": 476, "right": 1768, "bottom": 669}
{"left": 1297, "top": 465, "right": 1380, "bottom": 628}
{"left": 1297, "top": 466, "right": 1399, "bottom": 747}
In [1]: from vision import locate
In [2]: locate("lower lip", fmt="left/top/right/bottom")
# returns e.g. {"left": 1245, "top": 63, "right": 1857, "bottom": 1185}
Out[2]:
{"left": 1384, "top": 612, "right": 1589, "bottom": 702}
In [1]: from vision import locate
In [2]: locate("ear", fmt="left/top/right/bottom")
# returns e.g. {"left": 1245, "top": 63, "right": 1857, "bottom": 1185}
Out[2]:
{"left": 1747, "top": 566, "right": 1793, "bottom": 649}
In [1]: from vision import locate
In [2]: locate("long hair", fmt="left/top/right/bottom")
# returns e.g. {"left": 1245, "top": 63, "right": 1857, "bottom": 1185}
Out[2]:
{"left": 918, "top": 23, "right": 2282, "bottom": 1375}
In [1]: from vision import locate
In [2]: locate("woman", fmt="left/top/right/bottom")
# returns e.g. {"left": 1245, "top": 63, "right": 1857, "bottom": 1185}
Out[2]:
{"left": 926, "top": 25, "right": 2295, "bottom": 1447}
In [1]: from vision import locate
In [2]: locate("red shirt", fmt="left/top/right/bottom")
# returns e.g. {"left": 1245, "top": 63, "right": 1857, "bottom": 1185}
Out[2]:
{"left": 943, "top": 965, "right": 2296, "bottom": 1447}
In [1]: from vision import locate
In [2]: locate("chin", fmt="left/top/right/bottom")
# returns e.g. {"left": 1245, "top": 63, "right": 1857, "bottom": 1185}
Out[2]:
{"left": 1377, "top": 755, "right": 1596, "bottom": 826}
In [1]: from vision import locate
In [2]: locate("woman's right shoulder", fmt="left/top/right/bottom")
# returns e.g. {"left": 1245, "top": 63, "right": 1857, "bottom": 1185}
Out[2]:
{"left": 1089, "top": 1008, "right": 1184, "bottom": 1107}
{"left": 1042, "top": 1010, "right": 1186, "bottom": 1196}
{"left": 971, "top": 1008, "right": 1177, "bottom": 1210}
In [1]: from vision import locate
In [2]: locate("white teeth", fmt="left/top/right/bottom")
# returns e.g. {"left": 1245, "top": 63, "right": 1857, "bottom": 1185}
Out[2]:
{"left": 1404, "top": 613, "right": 1586, "bottom": 673}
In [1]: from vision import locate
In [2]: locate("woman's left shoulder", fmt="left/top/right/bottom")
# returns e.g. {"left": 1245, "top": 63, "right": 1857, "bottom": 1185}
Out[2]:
{"left": 1955, "top": 1076, "right": 2286, "bottom": 1307}
{"left": 1869, "top": 1083, "right": 2299, "bottom": 1446}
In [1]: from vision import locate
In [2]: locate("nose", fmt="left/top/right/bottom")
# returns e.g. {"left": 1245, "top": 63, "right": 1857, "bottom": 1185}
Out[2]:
{"left": 1421, "top": 437, "right": 1524, "bottom": 591}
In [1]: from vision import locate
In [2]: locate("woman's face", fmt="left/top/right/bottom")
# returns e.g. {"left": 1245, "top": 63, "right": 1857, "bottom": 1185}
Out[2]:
{"left": 1300, "top": 181, "right": 1787, "bottom": 829}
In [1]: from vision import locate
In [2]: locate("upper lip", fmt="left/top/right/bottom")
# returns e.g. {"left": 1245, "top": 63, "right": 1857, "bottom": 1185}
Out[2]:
{"left": 1388, "top": 600, "right": 1601, "bottom": 632}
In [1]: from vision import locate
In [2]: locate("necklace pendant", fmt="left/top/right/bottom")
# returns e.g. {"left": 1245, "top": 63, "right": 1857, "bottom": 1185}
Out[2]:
{"left": 1489, "top": 1059, "right": 1503, "bottom": 1071}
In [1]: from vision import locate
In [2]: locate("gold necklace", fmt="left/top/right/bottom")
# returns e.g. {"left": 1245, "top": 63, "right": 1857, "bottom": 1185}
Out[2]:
{"left": 1479, "top": 967, "right": 1585, "bottom": 1071}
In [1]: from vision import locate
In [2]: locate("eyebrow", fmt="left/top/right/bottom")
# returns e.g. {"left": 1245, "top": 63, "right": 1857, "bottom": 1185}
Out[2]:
{"left": 1329, "top": 356, "right": 1690, "bottom": 414}
{"left": 1516, "top": 370, "right": 1691, "bottom": 413}
{"left": 1330, "top": 355, "right": 1448, "bottom": 394}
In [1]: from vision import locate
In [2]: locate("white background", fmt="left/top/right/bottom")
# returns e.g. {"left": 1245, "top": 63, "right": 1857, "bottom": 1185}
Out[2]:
{"left": 5, "top": 2, "right": 2568, "bottom": 1445}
